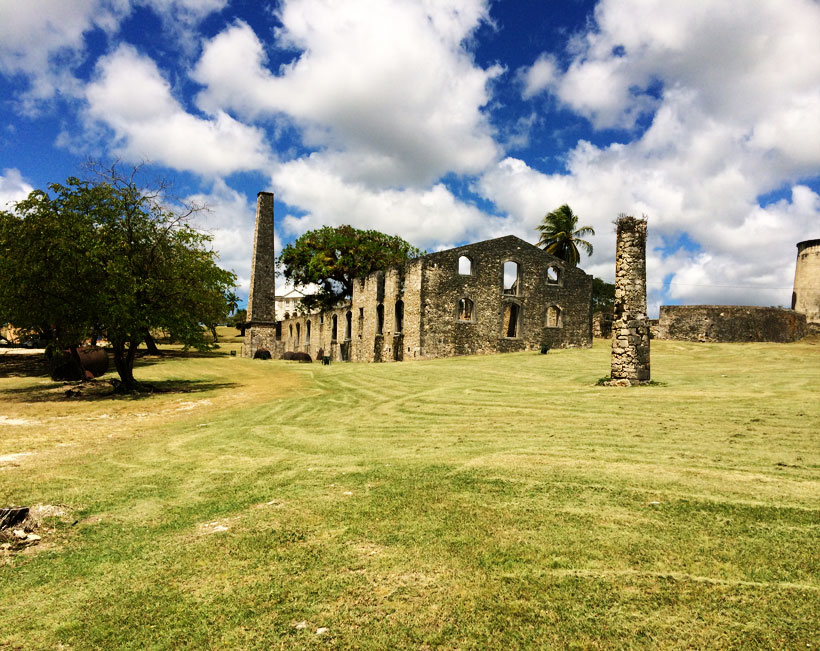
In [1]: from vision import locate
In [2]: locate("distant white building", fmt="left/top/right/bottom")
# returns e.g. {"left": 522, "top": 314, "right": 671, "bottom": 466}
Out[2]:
{"left": 275, "top": 287, "right": 310, "bottom": 319}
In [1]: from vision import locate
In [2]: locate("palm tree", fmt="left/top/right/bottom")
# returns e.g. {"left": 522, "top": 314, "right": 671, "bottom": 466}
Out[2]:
{"left": 536, "top": 204, "right": 595, "bottom": 266}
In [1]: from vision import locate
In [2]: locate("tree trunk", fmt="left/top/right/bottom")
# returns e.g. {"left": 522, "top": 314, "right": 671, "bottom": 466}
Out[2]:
{"left": 143, "top": 329, "right": 161, "bottom": 355}
{"left": 210, "top": 324, "right": 219, "bottom": 342}
{"left": 112, "top": 339, "right": 138, "bottom": 391}
{"left": 68, "top": 344, "right": 87, "bottom": 380}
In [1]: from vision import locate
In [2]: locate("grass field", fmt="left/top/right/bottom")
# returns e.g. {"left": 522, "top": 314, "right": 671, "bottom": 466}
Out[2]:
{"left": 1, "top": 333, "right": 818, "bottom": 649}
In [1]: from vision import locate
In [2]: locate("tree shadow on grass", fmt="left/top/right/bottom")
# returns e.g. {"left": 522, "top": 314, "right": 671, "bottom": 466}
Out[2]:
{"left": 0, "top": 347, "right": 237, "bottom": 380}
{"left": 0, "top": 354, "right": 52, "bottom": 379}
{"left": 0, "top": 378, "right": 240, "bottom": 403}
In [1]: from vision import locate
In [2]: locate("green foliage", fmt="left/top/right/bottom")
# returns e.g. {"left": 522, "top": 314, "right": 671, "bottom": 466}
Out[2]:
{"left": 592, "top": 277, "right": 615, "bottom": 313}
{"left": 228, "top": 308, "right": 248, "bottom": 335}
{"left": 536, "top": 204, "right": 595, "bottom": 266}
{"left": 228, "top": 308, "right": 247, "bottom": 326}
{"left": 278, "top": 225, "right": 423, "bottom": 311}
{"left": 0, "top": 167, "right": 236, "bottom": 390}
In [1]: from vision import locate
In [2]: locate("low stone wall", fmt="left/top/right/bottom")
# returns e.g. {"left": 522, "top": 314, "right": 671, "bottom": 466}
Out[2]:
{"left": 592, "top": 311, "right": 613, "bottom": 338}
{"left": 656, "top": 306, "right": 807, "bottom": 343}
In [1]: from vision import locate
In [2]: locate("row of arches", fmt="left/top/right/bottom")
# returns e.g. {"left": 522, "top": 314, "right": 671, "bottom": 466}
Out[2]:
{"left": 375, "top": 300, "right": 403, "bottom": 335}
{"left": 286, "top": 311, "right": 354, "bottom": 346}
{"left": 457, "top": 256, "right": 562, "bottom": 294}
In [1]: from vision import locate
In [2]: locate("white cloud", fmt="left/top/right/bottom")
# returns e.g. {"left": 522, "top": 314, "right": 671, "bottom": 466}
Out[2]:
{"left": 0, "top": 169, "right": 34, "bottom": 210}
{"left": 0, "top": 0, "right": 227, "bottom": 110}
{"left": 273, "top": 156, "right": 503, "bottom": 250}
{"left": 525, "top": 0, "right": 820, "bottom": 139}
{"left": 0, "top": 0, "right": 125, "bottom": 106}
{"left": 521, "top": 54, "right": 558, "bottom": 100}
{"left": 185, "top": 180, "right": 260, "bottom": 298}
{"left": 192, "top": 0, "right": 501, "bottom": 187}
{"left": 82, "top": 45, "right": 272, "bottom": 177}
{"left": 498, "top": 0, "right": 820, "bottom": 312}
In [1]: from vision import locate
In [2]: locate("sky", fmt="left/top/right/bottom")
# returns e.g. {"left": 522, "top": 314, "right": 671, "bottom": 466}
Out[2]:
{"left": 1, "top": 0, "right": 819, "bottom": 317}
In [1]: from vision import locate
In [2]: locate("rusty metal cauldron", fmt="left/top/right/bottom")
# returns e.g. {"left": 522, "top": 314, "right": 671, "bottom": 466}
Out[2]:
{"left": 51, "top": 346, "right": 109, "bottom": 381}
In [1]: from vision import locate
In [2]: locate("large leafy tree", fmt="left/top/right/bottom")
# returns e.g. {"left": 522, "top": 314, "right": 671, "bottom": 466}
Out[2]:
{"left": 278, "top": 225, "right": 423, "bottom": 311}
{"left": 592, "top": 277, "right": 615, "bottom": 314}
{"left": 536, "top": 204, "right": 595, "bottom": 266}
{"left": 0, "top": 167, "right": 236, "bottom": 391}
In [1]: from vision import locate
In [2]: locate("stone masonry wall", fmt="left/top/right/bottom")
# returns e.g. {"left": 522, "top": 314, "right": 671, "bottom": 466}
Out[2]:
{"left": 656, "top": 305, "right": 807, "bottom": 343}
{"left": 610, "top": 216, "right": 650, "bottom": 382}
{"left": 273, "top": 235, "right": 592, "bottom": 362}
{"left": 592, "top": 311, "right": 613, "bottom": 338}
{"left": 793, "top": 239, "right": 820, "bottom": 324}
{"left": 418, "top": 235, "right": 592, "bottom": 359}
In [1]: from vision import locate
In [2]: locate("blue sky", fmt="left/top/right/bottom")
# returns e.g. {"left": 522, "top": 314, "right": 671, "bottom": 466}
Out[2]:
{"left": 1, "top": 0, "right": 819, "bottom": 316}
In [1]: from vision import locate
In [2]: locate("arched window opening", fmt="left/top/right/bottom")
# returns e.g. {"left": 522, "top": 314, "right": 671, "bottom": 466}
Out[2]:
{"left": 345, "top": 310, "right": 352, "bottom": 340}
{"left": 395, "top": 300, "right": 404, "bottom": 333}
{"left": 546, "top": 305, "right": 562, "bottom": 328}
{"left": 503, "top": 303, "right": 520, "bottom": 338}
{"left": 295, "top": 322, "right": 301, "bottom": 346}
{"left": 331, "top": 314, "right": 338, "bottom": 341}
{"left": 275, "top": 322, "right": 282, "bottom": 341}
{"left": 284, "top": 312, "right": 290, "bottom": 320}
{"left": 376, "top": 303, "right": 384, "bottom": 335}
{"left": 547, "top": 265, "right": 561, "bottom": 284}
{"left": 458, "top": 255, "right": 472, "bottom": 275}
{"left": 503, "top": 261, "right": 520, "bottom": 295}
{"left": 306, "top": 319, "right": 311, "bottom": 345}
{"left": 457, "top": 298, "right": 474, "bottom": 322}
{"left": 289, "top": 324, "right": 293, "bottom": 339}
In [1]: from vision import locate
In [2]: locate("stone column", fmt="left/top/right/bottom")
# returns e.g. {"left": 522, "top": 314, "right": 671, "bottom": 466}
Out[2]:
{"left": 793, "top": 239, "right": 820, "bottom": 324}
{"left": 610, "top": 215, "right": 650, "bottom": 383}
{"left": 244, "top": 192, "right": 278, "bottom": 357}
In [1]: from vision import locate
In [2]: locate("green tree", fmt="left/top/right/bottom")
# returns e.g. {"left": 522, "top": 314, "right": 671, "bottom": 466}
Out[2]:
{"left": 0, "top": 183, "right": 108, "bottom": 368}
{"left": 278, "top": 225, "right": 423, "bottom": 311}
{"left": 0, "top": 167, "right": 236, "bottom": 391}
{"left": 536, "top": 204, "right": 595, "bottom": 266}
{"left": 228, "top": 308, "right": 248, "bottom": 336}
{"left": 592, "top": 277, "right": 615, "bottom": 314}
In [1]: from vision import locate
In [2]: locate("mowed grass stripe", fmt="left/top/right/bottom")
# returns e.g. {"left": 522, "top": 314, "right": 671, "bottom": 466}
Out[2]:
{"left": 0, "top": 338, "right": 818, "bottom": 648}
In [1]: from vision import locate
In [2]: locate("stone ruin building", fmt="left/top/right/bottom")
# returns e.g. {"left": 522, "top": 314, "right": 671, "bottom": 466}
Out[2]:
{"left": 243, "top": 192, "right": 594, "bottom": 362}
{"left": 609, "top": 215, "right": 650, "bottom": 383}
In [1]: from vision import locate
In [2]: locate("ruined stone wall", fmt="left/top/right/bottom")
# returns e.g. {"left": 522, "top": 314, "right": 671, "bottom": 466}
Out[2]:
{"left": 793, "top": 239, "right": 820, "bottom": 324}
{"left": 418, "top": 235, "right": 592, "bottom": 359}
{"left": 400, "top": 259, "right": 424, "bottom": 359}
{"left": 610, "top": 216, "right": 650, "bottom": 382}
{"left": 279, "top": 305, "right": 352, "bottom": 360}
{"left": 272, "top": 235, "right": 592, "bottom": 362}
{"left": 592, "top": 311, "right": 613, "bottom": 338}
{"left": 656, "top": 305, "right": 807, "bottom": 343}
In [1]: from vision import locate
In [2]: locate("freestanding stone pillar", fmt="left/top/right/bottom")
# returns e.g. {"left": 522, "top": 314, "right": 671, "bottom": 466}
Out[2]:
{"left": 244, "top": 192, "right": 278, "bottom": 357}
{"left": 610, "top": 215, "right": 650, "bottom": 383}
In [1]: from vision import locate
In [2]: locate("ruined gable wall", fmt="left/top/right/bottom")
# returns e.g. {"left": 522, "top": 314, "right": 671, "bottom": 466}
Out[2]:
{"left": 418, "top": 236, "right": 592, "bottom": 359}
{"left": 279, "top": 304, "right": 351, "bottom": 360}
{"left": 656, "top": 305, "right": 807, "bottom": 343}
